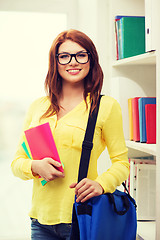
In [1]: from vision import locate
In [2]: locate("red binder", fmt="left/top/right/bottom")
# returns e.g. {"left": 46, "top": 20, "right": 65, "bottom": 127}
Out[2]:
{"left": 24, "top": 122, "right": 64, "bottom": 172}
{"left": 145, "top": 104, "right": 156, "bottom": 144}
{"left": 131, "top": 97, "right": 140, "bottom": 141}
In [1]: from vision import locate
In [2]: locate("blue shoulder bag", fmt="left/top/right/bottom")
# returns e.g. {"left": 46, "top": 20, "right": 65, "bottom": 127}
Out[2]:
{"left": 70, "top": 95, "right": 137, "bottom": 240}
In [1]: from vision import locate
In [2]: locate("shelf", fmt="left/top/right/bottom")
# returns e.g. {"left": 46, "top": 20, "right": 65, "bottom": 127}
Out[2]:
{"left": 126, "top": 140, "right": 156, "bottom": 157}
{"left": 112, "top": 51, "right": 156, "bottom": 67}
{"left": 137, "top": 221, "right": 155, "bottom": 240}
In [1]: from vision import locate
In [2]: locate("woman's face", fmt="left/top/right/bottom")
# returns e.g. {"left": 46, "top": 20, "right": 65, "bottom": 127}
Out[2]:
{"left": 57, "top": 40, "right": 90, "bottom": 86}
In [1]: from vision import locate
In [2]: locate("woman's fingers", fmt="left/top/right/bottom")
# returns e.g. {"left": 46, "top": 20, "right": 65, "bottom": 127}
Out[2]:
{"left": 31, "top": 157, "right": 65, "bottom": 182}
{"left": 70, "top": 178, "right": 104, "bottom": 203}
{"left": 69, "top": 182, "right": 77, "bottom": 188}
{"left": 47, "top": 158, "right": 62, "bottom": 168}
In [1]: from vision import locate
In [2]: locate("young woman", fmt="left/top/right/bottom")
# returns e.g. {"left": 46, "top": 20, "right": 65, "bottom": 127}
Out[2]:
{"left": 11, "top": 29, "right": 129, "bottom": 240}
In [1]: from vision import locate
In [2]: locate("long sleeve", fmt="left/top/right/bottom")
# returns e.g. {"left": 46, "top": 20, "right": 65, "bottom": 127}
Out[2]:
{"left": 96, "top": 98, "right": 129, "bottom": 193}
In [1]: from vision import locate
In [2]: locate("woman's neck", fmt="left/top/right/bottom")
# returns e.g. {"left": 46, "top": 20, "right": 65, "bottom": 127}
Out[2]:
{"left": 56, "top": 82, "right": 84, "bottom": 120}
{"left": 60, "top": 81, "right": 84, "bottom": 102}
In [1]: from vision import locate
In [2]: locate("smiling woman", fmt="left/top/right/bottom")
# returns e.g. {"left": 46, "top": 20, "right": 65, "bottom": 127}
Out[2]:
{"left": 11, "top": 29, "right": 129, "bottom": 240}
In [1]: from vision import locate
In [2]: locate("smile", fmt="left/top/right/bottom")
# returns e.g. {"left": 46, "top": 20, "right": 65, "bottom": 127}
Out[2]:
{"left": 67, "top": 69, "right": 81, "bottom": 73}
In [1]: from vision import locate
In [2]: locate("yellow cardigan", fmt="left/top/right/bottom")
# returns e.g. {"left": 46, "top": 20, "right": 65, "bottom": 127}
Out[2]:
{"left": 11, "top": 95, "right": 129, "bottom": 225}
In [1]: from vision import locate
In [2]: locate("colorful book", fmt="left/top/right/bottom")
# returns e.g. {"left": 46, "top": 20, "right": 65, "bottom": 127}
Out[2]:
{"left": 138, "top": 97, "right": 156, "bottom": 142}
{"left": 115, "top": 19, "right": 120, "bottom": 60}
{"left": 24, "top": 122, "right": 64, "bottom": 173}
{"left": 145, "top": 104, "right": 156, "bottom": 144}
{"left": 22, "top": 141, "right": 32, "bottom": 159}
{"left": 117, "top": 19, "right": 123, "bottom": 59}
{"left": 119, "top": 16, "right": 145, "bottom": 59}
{"left": 132, "top": 97, "right": 140, "bottom": 141}
{"left": 115, "top": 16, "right": 131, "bottom": 60}
{"left": 128, "top": 98, "right": 133, "bottom": 140}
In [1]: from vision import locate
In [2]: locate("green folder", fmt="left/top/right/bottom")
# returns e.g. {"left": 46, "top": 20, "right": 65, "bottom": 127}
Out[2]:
{"left": 22, "top": 141, "right": 47, "bottom": 186}
{"left": 119, "top": 16, "right": 145, "bottom": 59}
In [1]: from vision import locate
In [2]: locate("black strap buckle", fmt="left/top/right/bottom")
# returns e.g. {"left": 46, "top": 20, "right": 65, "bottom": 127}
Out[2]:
{"left": 82, "top": 140, "right": 93, "bottom": 151}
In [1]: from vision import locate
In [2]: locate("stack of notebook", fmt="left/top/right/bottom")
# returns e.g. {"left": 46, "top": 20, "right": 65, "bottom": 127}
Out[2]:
{"left": 22, "top": 122, "right": 64, "bottom": 186}
{"left": 128, "top": 97, "right": 156, "bottom": 143}
{"left": 115, "top": 15, "right": 145, "bottom": 60}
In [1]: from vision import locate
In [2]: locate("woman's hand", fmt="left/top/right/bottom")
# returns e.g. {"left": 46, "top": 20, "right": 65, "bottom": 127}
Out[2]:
{"left": 70, "top": 178, "right": 104, "bottom": 203}
{"left": 31, "top": 158, "right": 65, "bottom": 182}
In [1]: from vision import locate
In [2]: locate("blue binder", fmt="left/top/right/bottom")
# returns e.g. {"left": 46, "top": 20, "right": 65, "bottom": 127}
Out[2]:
{"left": 138, "top": 97, "right": 156, "bottom": 142}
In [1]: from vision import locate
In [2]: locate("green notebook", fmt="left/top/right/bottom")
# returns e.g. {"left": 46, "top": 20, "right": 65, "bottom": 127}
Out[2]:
{"left": 119, "top": 16, "right": 145, "bottom": 59}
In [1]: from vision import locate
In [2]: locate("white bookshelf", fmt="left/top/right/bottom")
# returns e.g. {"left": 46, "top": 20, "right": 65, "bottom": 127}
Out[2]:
{"left": 109, "top": 0, "right": 160, "bottom": 239}
{"left": 126, "top": 140, "right": 156, "bottom": 157}
{"left": 112, "top": 51, "right": 156, "bottom": 66}
{"left": 137, "top": 221, "right": 156, "bottom": 240}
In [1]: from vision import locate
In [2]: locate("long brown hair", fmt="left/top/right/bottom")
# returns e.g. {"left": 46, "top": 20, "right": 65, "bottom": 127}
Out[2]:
{"left": 42, "top": 29, "right": 103, "bottom": 119}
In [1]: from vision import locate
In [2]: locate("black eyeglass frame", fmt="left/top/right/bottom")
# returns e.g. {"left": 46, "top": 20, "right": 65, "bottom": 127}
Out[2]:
{"left": 56, "top": 51, "right": 91, "bottom": 65}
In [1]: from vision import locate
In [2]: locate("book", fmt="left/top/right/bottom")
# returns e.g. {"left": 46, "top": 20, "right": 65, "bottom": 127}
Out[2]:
{"left": 131, "top": 97, "right": 140, "bottom": 141}
{"left": 22, "top": 141, "right": 32, "bottom": 159}
{"left": 115, "top": 19, "right": 120, "bottom": 60}
{"left": 22, "top": 141, "right": 48, "bottom": 186}
{"left": 117, "top": 19, "right": 123, "bottom": 59}
{"left": 145, "top": 104, "right": 156, "bottom": 143}
{"left": 115, "top": 16, "right": 126, "bottom": 60}
{"left": 128, "top": 98, "right": 133, "bottom": 140}
{"left": 129, "top": 158, "right": 156, "bottom": 220}
{"left": 24, "top": 122, "right": 64, "bottom": 173}
{"left": 118, "top": 16, "right": 145, "bottom": 59}
{"left": 115, "top": 16, "right": 133, "bottom": 60}
{"left": 138, "top": 97, "right": 156, "bottom": 142}
{"left": 136, "top": 163, "right": 156, "bottom": 220}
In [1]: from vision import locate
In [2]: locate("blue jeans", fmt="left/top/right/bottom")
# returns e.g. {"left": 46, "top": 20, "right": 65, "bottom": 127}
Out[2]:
{"left": 31, "top": 218, "right": 71, "bottom": 240}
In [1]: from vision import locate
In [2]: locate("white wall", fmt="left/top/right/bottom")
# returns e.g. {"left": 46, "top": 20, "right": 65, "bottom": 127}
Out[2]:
{"left": 77, "top": 0, "right": 110, "bottom": 95}
{"left": 0, "top": 0, "right": 78, "bottom": 28}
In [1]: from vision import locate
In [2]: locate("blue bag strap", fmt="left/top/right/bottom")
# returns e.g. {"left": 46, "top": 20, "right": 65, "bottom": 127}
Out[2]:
{"left": 78, "top": 95, "right": 102, "bottom": 182}
{"left": 70, "top": 95, "right": 102, "bottom": 240}
{"left": 77, "top": 94, "right": 137, "bottom": 210}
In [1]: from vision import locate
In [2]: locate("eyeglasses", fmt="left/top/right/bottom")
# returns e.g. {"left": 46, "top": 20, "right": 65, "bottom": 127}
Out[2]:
{"left": 56, "top": 51, "right": 90, "bottom": 65}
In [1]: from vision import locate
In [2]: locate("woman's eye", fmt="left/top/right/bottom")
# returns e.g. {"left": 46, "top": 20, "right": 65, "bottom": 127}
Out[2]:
{"left": 77, "top": 53, "right": 87, "bottom": 58}
{"left": 59, "top": 54, "right": 69, "bottom": 59}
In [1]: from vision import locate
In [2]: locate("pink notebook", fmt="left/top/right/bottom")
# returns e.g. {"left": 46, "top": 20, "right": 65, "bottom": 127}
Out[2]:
{"left": 131, "top": 97, "right": 140, "bottom": 141}
{"left": 145, "top": 104, "right": 156, "bottom": 144}
{"left": 24, "top": 122, "right": 64, "bottom": 172}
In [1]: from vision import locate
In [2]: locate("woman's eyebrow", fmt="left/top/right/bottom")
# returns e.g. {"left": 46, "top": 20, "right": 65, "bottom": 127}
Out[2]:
{"left": 58, "top": 50, "right": 87, "bottom": 54}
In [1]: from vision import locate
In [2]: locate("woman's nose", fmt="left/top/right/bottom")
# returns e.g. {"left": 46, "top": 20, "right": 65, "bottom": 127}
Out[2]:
{"left": 69, "top": 56, "right": 78, "bottom": 65}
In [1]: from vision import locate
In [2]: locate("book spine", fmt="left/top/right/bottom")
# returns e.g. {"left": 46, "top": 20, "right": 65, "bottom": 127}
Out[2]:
{"left": 117, "top": 19, "right": 122, "bottom": 59}
{"left": 145, "top": 104, "right": 156, "bottom": 143}
{"left": 132, "top": 97, "right": 140, "bottom": 141}
{"left": 120, "top": 18, "right": 124, "bottom": 59}
{"left": 128, "top": 98, "right": 133, "bottom": 140}
{"left": 115, "top": 19, "right": 119, "bottom": 60}
{"left": 138, "top": 98, "right": 146, "bottom": 142}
